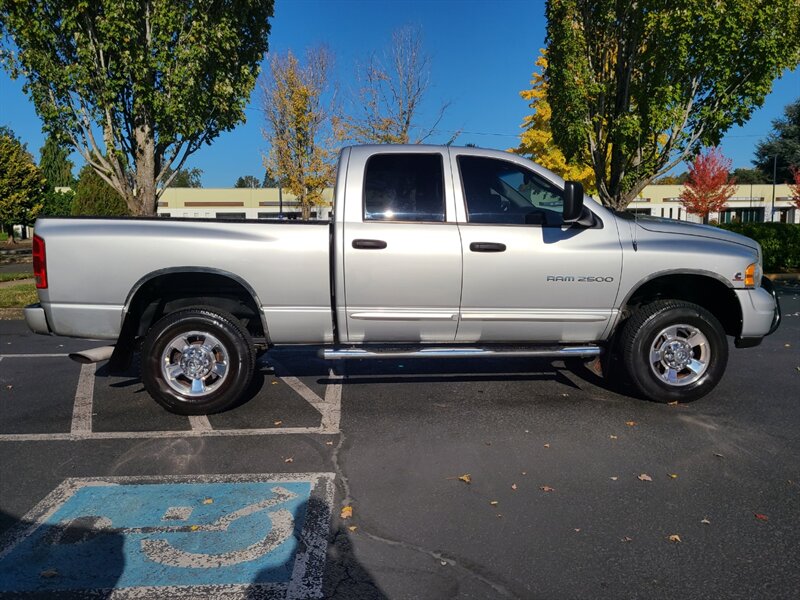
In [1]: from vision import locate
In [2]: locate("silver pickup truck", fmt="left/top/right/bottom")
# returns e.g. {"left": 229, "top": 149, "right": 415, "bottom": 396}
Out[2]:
{"left": 25, "top": 145, "right": 780, "bottom": 414}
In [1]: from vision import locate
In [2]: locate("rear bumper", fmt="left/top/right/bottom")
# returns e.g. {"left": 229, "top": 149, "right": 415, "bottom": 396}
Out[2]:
{"left": 24, "top": 303, "right": 52, "bottom": 335}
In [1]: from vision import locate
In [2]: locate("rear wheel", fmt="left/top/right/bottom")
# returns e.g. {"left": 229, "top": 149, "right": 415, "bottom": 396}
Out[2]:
{"left": 141, "top": 307, "right": 255, "bottom": 415}
{"left": 620, "top": 300, "right": 728, "bottom": 403}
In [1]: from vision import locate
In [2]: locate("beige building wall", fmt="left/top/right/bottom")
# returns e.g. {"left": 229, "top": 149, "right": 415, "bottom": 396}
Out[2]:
{"left": 629, "top": 184, "right": 797, "bottom": 224}
{"left": 155, "top": 184, "right": 798, "bottom": 224}
{"left": 157, "top": 187, "right": 335, "bottom": 220}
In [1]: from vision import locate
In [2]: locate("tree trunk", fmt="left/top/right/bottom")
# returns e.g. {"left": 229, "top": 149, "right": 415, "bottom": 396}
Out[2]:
{"left": 133, "top": 121, "right": 157, "bottom": 216}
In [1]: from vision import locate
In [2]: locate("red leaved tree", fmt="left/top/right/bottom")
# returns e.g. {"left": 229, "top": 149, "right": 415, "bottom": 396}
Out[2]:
{"left": 789, "top": 166, "right": 800, "bottom": 209}
{"left": 679, "top": 147, "right": 737, "bottom": 224}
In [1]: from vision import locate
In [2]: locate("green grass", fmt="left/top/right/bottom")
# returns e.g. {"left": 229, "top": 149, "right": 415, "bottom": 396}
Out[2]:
{"left": 0, "top": 273, "right": 33, "bottom": 283}
{"left": 0, "top": 283, "right": 38, "bottom": 308}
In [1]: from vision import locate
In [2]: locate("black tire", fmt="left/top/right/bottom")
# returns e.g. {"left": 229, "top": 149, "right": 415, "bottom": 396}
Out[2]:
{"left": 620, "top": 300, "right": 728, "bottom": 403}
{"left": 141, "top": 307, "right": 255, "bottom": 415}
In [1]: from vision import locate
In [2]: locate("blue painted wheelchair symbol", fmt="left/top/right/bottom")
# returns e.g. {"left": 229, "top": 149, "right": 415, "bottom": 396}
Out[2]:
{"left": 0, "top": 474, "right": 334, "bottom": 597}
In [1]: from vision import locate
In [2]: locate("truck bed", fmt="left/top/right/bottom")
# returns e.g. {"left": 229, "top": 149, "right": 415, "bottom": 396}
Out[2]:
{"left": 34, "top": 217, "right": 334, "bottom": 343}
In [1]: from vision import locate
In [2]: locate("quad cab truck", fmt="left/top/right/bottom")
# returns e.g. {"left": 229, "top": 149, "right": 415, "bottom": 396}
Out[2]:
{"left": 25, "top": 145, "right": 781, "bottom": 414}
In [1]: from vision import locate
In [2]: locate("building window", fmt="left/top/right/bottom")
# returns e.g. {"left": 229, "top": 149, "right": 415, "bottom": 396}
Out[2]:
{"left": 216, "top": 212, "right": 246, "bottom": 220}
{"left": 720, "top": 207, "right": 765, "bottom": 224}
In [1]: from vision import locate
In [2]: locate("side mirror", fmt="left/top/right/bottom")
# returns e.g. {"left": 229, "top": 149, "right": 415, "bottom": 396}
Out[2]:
{"left": 562, "top": 181, "right": 584, "bottom": 223}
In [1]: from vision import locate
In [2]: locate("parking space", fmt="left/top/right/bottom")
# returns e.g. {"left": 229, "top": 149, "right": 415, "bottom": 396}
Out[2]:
{"left": 1, "top": 281, "right": 799, "bottom": 598}
{"left": 0, "top": 346, "right": 342, "bottom": 443}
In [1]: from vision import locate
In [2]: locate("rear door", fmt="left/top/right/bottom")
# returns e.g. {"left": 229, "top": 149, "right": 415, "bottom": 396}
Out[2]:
{"left": 341, "top": 147, "right": 463, "bottom": 343}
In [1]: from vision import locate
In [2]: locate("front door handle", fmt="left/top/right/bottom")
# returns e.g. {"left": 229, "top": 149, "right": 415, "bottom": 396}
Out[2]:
{"left": 469, "top": 242, "right": 506, "bottom": 253}
{"left": 352, "top": 239, "right": 388, "bottom": 250}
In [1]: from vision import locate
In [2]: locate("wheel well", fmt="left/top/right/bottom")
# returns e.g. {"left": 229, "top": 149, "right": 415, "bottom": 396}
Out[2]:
{"left": 621, "top": 275, "right": 742, "bottom": 337}
{"left": 124, "top": 272, "right": 266, "bottom": 343}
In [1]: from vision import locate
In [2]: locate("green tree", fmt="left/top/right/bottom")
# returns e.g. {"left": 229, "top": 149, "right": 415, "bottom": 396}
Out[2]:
{"left": 162, "top": 166, "right": 203, "bottom": 188}
{"left": 653, "top": 173, "right": 689, "bottom": 185}
{"left": 1, "top": 0, "right": 274, "bottom": 215}
{"left": 514, "top": 52, "right": 596, "bottom": 193}
{"left": 262, "top": 171, "right": 280, "bottom": 188}
{"left": 71, "top": 164, "right": 130, "bottom": 216}
{"left": 545, "top": 0, "right": 800, "bottom": 210}
{"left": 41, "top": 189, "right": 75, "bottom": 217}
{"left": 39, "top": 133, "right": 74, "bottom": 188}
{"left": 753, "top": 99, "right": 800, "bottom": 183}
{"left": 261, "top": 48, "right": 336, "bottom": 220}
{"left": 0, "top": 129, "right": 45, "bottom": 243}
{"left": 731, "top": 167, "right": 770, "bottom": 185}
{"left": 234, "top": 175, "right": 260, "bottom": 188}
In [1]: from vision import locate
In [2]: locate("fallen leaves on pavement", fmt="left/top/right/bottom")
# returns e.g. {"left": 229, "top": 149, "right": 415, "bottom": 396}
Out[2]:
{"left": 340, "top": 506, "right": 353, "bottom": 519}
{"left": 511, "top": 483, "right": 518, "bottom": 491}
{"left": 540, "top": 485, "right": 555, "bottom": 492}
{"left": 668, "top": 534, "right": 682, "bottom": 543}
{"left": 701, "top": 518, "right": 711, "bottom": 525}
{"left": 458, "top": 474, "right": 472, "bottom": 484}
{"left": 754, "top": 513, "right": 769, "bottom": 522}
{"left": 638, "top": 474, "right": 653, "bottom": 482}
{"left": 625, "top": 421, "right": 637, "bottom": 427}
{"left": 621, "top": 536, "right": 633, "bottom": 543}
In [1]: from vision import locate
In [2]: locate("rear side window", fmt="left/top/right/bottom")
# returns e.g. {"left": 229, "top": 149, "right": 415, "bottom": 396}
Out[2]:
{"left": 363, "top": 154, "right": 445, "bottom": 222}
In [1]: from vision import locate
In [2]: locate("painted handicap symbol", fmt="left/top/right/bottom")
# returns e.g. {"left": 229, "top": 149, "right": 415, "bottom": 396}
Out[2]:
{"left": 0, "top": 474, "right": 334, "bottom": 598}
{"left": 139, "top": 486, "right": 296, "bottom": 568}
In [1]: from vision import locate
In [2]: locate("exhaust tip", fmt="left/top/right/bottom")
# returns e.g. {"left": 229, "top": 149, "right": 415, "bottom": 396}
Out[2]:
{"left": 68, "top": 346, "right": 115, "bottom": 364}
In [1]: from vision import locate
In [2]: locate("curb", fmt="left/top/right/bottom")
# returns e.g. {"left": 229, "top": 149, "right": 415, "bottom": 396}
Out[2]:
{"left": 0, "top": 248, "right": 32, "bottom": 256}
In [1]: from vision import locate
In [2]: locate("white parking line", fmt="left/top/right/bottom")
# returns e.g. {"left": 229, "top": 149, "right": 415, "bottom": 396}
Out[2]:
{"left": 0, "top": 353, "right": 69, "bottom": 358}
{"left": 71, "top": 363, "right": 95, "bottom": 434}
{"left": 322, "top": 368, "right": 342, "bottom": 432}
{"left": 268, "top": 359, "right": 343, "bottom": 434}
{"left": 188, "top": 415, "right": 213, "bottom": 431}
{"left": 0, "top": 428, "right": 337, "bottom": 442}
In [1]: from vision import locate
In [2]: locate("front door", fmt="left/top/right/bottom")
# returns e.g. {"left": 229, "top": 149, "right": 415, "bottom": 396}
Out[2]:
{"left": 342, "top": 148, "right": 462, "bottom": 343}
{"left": 452, "top": 153, "right": 623, "bottom": 343}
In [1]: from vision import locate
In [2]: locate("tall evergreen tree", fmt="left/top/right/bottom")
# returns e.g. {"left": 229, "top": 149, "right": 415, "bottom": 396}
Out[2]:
{"left": 39, "top": 134, "right": 75, "bottom": 188}
{"left": 753, "top": 99, "right": 800, "bottom": 183}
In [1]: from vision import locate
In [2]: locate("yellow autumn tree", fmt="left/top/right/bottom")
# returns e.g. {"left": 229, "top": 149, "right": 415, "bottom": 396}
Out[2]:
{"left": 261, "top": 48, "right": 336, "bottom": 220}
{"left": 513, "top": 53, "right": 596, "bottom": 194}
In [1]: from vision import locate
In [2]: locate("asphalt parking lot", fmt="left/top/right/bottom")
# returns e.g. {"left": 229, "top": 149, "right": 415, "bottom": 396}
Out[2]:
{"left": 1, "top": 282, "right": 799, "bottom": 599}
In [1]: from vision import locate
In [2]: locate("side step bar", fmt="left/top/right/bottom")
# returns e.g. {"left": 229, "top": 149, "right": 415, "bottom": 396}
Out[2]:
{"left": 320, "top": 345, "right": 601, "bottom": 360}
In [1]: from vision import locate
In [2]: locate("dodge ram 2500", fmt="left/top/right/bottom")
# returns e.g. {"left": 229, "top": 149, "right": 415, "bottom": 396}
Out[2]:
{"left": 25, "top": 145, "right": 781, "bottom": 414}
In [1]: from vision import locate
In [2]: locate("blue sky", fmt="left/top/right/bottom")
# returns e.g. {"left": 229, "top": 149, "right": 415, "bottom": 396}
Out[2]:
{"left": 1, "top": 0, "right": 798, "bottom": 187}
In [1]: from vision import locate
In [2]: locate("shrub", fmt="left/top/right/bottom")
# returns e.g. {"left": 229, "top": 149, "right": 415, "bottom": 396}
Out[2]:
{"left": 718, "top": 222, "right": 800, "bottom": 272}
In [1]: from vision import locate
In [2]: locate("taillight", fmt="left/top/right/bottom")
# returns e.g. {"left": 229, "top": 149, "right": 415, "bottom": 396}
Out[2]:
{"left": 33, "top": 235, "right": 47, "bottom": 289}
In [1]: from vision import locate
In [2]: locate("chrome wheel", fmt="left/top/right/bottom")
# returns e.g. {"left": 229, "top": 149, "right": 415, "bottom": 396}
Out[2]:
{"left": 160, "top": 330, "right": 229, "bottom": 397}
{"left": 648, "top": 324, "right": 709, "bottom": 387}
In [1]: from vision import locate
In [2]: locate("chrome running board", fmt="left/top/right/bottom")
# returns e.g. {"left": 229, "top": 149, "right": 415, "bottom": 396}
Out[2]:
{"left": 320, "top": 345, "right": 601, "bottom": 360}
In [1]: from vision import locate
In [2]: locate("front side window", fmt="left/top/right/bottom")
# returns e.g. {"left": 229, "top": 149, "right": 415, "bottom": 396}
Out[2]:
{"left": 364, "top": 154, "right": 445, "bottom": 222}
{"left": 458, "top": 156, "right": 564, "bottom": 226}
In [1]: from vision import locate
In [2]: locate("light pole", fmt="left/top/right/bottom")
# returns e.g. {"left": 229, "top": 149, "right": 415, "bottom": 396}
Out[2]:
{"left": 770, "top": 155, "right": 777, "bottom": 222}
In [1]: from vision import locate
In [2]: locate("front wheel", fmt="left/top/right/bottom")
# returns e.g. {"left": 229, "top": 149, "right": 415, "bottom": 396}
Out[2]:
{"left": 620, "top": 300, "right": 728, "bottom": 403}
{"left": 141, "top": 307, "right": 255, "bottom": 415}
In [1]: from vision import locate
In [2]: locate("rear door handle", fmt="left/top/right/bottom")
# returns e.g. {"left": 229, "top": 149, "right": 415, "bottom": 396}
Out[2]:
{"left": 469, "top": 242, "right": 506, "bottom": 253}
{"left": 352, "top": 239, "right": 387, "bottom": 250}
